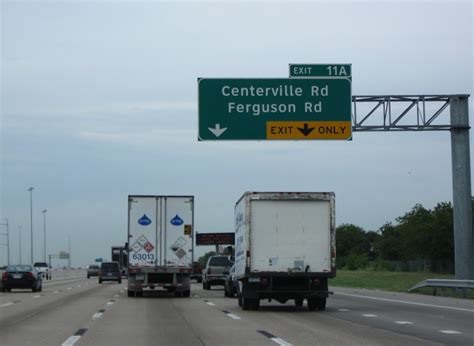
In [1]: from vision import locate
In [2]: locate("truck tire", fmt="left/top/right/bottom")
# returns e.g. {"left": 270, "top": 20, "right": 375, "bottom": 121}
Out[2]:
{"left": 238, "top": 293, "right": 242, "bottom": 307}
{"left": 136, "top": 291, "right": 143, "bottom": 297}
{"left": 295, "top": 299, "right": 303, "bottom": 307}
{"left": 317, "top": 298, "right": 327, "bottom": 311}
{"left": 242, "top": 295, "right": 251, "bottom": 310}
{"left": 307, "top": 298, "right": 317, "bottom": 311}
{"left": 202, "top": 282, "right": 206, "bottom": 290}
{"left": 127, "top": 290, "right": 135, "bottom": 297}
{"left": 197, "top": 277, "right": 202, "bottom": 283}
{"left": 183, "top": 290, "right": 191, "bottom": 297}
{"left": 251, "top": 299, "right": 260, "bottom": 310}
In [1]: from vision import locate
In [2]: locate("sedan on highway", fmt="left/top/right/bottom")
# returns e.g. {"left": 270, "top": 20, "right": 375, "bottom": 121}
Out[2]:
{"left": 87, "top": 264, "right": 100, "bottom": 278}
{"left": 1, "top": 264, "right": 43, "bottom": 292}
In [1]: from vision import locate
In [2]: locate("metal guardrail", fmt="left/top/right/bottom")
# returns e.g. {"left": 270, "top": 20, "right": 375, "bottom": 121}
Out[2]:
{"left": 409, "top": 279, "right": 474, "bottom": 298}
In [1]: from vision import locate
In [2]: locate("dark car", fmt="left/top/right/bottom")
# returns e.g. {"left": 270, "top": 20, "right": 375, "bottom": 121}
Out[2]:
{"left": 99, "top": 262, "right": 121, "bottom": 284}
{"left": 202, "top": 256, "right": 233, "bottom": 290}
{"left": 1, "top": 264, "right": 43, "bottom": 292}
{"left": 191, "top": 262, "right": 203, "bottom": 283}
{"left": 224, "top": 264, "right": 237, "bottom": 297}
{"left": 87, "top": 264, "right": 100, "bottom": 278}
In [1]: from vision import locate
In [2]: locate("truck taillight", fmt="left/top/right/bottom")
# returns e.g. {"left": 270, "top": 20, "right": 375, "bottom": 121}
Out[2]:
{"left": 26, "top": 272, "right": 34, "bottom": 279}
{"left": 312, "top": 278, "right": 321, "bottom": 286}
{"left": 260, "top": 277, "right": 269, "bottom": 288}
{"left": 2, "top": 272, "right": 7, "bottom": 280}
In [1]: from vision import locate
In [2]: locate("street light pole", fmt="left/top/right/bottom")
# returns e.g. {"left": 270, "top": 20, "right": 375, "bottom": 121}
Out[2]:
{"left": 19, "top": 226, "right": 22, "bottom": 263}
{"left": 42, "top": 210, "right": 47, "bottom": 262}
{"left": 68, "top": 234, "right": 71, "bottom": 269}
{"left": 28, "top": 187, "right": 34, "bottom": 264}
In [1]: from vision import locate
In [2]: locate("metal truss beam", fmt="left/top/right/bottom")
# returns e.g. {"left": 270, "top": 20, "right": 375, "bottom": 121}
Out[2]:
{"left": 352, "top": 95, "right": 470, "bottom": 132}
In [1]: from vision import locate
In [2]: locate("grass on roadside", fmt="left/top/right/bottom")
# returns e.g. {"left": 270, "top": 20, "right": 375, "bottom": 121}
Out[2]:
{"left": 329, "top": 269, "right": 455, "bottom": 294}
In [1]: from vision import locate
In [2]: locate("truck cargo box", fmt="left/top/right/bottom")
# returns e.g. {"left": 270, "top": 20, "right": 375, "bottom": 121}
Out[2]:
{"left": 234, "top": 192, "right": 335, "bottom": 311}
{"left": 127, "top": 195, "right": 194, "bottom": 297}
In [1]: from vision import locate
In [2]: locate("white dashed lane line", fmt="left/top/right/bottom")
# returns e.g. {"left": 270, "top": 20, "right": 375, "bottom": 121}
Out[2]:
{"left": 106, "top": 300, "right": 115, "bottom": 306}
{"left": 338, "top": 309, "right": 350, "bottom": 312}
{"left": 32, "top": 295, "right": 41, "bottom": 299}
{"left": 62, "top": 328, "right": 87, "bottom": 346}
{"left": 92, "top": 309, "right": 106, "bottom": 320}
{"left": 362, "top": 314, "right": 378, "bottom": 318}
{"left": 258, "top": 330, "right": 292, "bottom": 346}
{"left": 0, "top": 302, "right": 14, "bottom": 307}
{"left": 67, "top": 287, "right": 72, "bottom": 290}
{"left": 203, "top": 299, "right": 215, "bottom": 306}
{"left": 439, "top": 330, "right": 462, "bottom": 335}
{"left": 395, "top": 321, "right": 414, "bottom": 325}
{"left": 222, "top": 310, "right": 241, "bottom": 320}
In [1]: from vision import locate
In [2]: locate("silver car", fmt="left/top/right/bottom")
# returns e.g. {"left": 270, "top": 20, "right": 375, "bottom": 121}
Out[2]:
{"left": 202, "top": 256, "right": 233, "bottom": 290}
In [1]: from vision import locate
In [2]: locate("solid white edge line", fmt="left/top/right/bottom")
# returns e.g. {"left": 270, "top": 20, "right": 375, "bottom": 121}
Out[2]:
{"left": 0, "top": 302, "right": 14, "bottom": 307}
{"left": 336, "top": 292, "right": 474, "bottom": 313}
{"left": 62, "top": 335, "right": 81, "bottom": 346}
{"left": 439, "top": 330, "right": 462, "bottom": 334}
{"left": 271, "top": 337, "right": 292, "bottom": 346}
{"left": 226, "top": 313, "right": 241, "bottom": 320}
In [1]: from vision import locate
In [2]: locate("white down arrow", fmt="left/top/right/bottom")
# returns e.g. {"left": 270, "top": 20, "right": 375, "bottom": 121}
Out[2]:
{"left": 208, "top": 124, "right": 227, "bottom": 137}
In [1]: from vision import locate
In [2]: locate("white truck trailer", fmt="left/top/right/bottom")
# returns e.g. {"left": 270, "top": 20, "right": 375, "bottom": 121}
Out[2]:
{"left": 234, "top": 192, "right": 336, "bottom": 311}
{"left": 127, "top": 195, "right": 194, "bottom": 297}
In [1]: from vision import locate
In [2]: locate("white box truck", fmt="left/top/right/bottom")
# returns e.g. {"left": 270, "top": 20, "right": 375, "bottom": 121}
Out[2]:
{"left": 234, "top": 192, "right": 336, "bottom": 311}
{"left": 127, "top": 195, "right": 194, "bottom": 297}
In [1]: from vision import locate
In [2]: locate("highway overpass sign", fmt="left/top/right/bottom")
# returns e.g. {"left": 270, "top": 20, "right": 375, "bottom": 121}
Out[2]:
{"left": 198, "top": 78, "right": 352, "bottom": 140}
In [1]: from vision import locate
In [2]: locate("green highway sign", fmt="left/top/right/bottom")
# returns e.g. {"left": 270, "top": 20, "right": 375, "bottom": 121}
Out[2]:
{"left": 198, "top": 78, "right": 352, "bottom": 140}
{"left": 289, "top": 64, "right": 351, "bottom": 78}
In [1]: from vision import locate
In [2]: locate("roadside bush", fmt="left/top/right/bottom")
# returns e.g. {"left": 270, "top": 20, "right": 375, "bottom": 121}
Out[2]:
{"left": 345, "top": 253, "right": 369, "bottom": 270}
{"left": 372, "top": 259, "right": 397, "bottom": 272}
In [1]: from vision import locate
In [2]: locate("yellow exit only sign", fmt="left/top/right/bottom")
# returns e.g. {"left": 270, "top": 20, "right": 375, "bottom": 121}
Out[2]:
{"left": 266, "top": 121, "right": 352, "bottom": 140}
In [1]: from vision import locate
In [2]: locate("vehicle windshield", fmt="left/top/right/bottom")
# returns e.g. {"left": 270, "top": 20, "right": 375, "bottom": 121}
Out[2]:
{"left": 209, "top": 257, "right": 233, "bottom": 267}
{"left": 7, "top": 265, "right": 33, "bottom": 272}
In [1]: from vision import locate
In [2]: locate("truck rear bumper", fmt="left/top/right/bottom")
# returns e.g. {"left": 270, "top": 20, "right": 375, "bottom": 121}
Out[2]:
{"left": 128, "top": 272, "right": 190, "bottom": 292}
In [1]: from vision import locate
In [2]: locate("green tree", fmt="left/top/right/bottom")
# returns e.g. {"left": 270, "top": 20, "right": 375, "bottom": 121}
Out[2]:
{"left": 197, "top": 251, "right": 216, "bottom": 266}
{"left": 336, "top": 224, "right": 369, "bottom": 268}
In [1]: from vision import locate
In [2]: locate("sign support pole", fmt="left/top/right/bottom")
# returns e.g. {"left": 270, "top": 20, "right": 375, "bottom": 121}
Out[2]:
{"left": 450, "top": 96, "right": 473, "bottom": 279}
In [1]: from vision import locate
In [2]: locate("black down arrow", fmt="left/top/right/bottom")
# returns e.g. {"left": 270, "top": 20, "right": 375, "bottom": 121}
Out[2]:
{"left": 297, "top": 123, "right": 315, "bottom": 136}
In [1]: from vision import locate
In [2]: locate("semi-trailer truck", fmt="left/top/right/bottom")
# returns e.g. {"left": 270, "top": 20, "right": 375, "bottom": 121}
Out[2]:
{"left": 234, "top": 192, "right": 336, "bottom": 311}
{"left": 127, "top": 195, "right": 194, "bottom": 297}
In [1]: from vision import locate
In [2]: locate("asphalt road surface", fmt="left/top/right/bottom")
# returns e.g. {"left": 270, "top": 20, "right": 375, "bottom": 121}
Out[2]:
{"left": 1, "top": 278, "right": 473, "bottom": 345}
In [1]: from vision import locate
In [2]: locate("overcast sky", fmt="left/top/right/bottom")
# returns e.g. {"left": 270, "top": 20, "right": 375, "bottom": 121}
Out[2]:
{"left": 1, "top": 0, "right": 473, "bottom": 267}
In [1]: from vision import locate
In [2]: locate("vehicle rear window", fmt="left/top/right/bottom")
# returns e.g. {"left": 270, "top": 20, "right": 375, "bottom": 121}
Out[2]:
{"left": 89, "top": 265, "right": 99, "bottom": 269}
{"left": 34, "top": 262, "right": 48, "bottom": 267}
{"left": 209, "top": 257, "right": 232, "bottom": 267}
{"left": 7, "top": 265, "right": 33, "bottom": 272}
{"left": 101, "top": 262, "right": 119, "bottom": 270}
